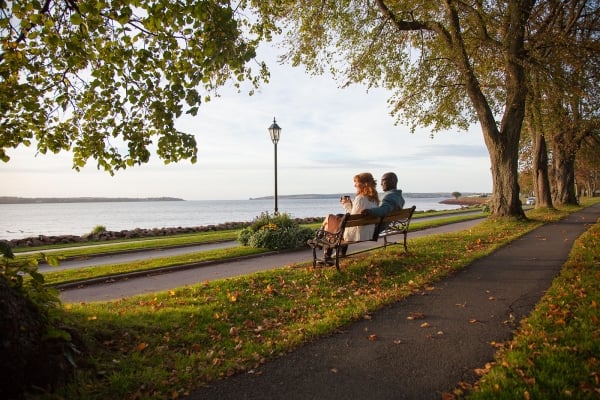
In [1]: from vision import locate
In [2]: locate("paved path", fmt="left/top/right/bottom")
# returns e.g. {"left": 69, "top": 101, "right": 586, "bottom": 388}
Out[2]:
{"left": 183, "top": 204, "right": 600, "bottom": 400}
{"left": 58, "top": 219, "right": 483, "bottom": 303}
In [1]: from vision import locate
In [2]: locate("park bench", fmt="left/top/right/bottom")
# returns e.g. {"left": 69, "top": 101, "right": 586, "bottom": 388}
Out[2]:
{"left": 306, "top": 205, "right": 416, "bottom": 271}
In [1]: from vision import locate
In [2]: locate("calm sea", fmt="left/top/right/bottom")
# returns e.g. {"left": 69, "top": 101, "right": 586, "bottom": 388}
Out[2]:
{"left": 0, "top": 197, "right": 459, "bottom": 240}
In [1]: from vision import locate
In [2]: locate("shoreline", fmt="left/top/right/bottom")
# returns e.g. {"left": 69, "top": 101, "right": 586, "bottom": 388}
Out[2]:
{"left": 439, "top": 196, "right": 490, "bottom": 206}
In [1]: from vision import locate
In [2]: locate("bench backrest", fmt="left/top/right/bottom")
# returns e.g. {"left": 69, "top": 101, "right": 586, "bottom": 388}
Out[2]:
{"left": 380, "top": 205, "right": 416, "bottom": 225}
{"left": 342, "top": 214, "right": 382, "bottom": 241}
{"left": 337, "top": 206, "right": 416, "bottom": 242}
{"left": 378, "top": 205, "right": 416, "bottom": 236}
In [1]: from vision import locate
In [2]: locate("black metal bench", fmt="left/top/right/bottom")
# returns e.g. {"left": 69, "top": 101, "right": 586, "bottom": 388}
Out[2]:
{"left": 306, "top": 206, "right": 416, "bottom": 271}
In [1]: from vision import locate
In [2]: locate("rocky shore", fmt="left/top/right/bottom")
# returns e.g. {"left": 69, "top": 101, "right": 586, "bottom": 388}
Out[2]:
{"left": 6, "top": 217, "right": 325, "bottom": 248}
{"left": 439, "top": 196, "right": 490, "bottom": 206}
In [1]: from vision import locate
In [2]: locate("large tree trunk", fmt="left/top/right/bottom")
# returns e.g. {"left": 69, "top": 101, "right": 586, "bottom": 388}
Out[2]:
{"left": 533, "top": 134, "right": 553, "bottom": 208}
{"left": 443, "top": 0, "right": 531, "bottom": 219}
{"left": 485, "top": 126, "right": 526, "bottom": 218}
{"left": 552, "top": 145, "right": 578, "bottom": 205}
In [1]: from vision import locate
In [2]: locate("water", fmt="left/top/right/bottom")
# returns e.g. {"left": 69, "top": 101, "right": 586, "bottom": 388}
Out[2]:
{"left": 0, "top": 197, "right": 459, "bottom": 240}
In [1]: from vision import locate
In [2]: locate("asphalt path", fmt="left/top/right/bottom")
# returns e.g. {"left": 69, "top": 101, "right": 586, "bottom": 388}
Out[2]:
{"left": 58, "top": 219, "right": 484, "bottom": 303}
{"left": 185, "top": 203, "right": 600, "bottom": 400}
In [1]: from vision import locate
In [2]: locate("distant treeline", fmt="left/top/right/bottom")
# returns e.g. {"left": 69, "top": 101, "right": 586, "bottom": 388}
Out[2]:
{"left": 0, "top": 197, "right": 184, "bottom": 204}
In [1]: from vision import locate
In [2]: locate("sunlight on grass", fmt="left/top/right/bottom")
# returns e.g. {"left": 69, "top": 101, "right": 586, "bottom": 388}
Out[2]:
{"left": 466, "top": 214, "right": 600, "bottom": 400}
{"left": 51, "top": 208, "right": 573, "bottom": 399}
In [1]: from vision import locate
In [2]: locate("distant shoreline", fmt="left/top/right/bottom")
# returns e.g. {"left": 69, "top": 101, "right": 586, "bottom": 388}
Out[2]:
{"left": 1, "top": 193, "right": 491, "bottom": 205}
{"left": 0, "top": 197, "right": 184, "bottom": 204}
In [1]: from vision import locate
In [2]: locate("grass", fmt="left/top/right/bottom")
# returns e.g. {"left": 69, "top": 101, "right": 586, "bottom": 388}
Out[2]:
{"left": 21, "top": 200, "right": 599, "bottom": 399}
{"left": 42, "top": 246, "right": 268, "bottom": 286}
{"left": 13, "top": 230, "right": 241, "bottom": 258}
{"left": 37, "top": 212, "right": 487, "bottom": 287}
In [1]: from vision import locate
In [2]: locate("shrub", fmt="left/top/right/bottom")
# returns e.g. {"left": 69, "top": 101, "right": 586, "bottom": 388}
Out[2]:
{"left": 237, "top": 212, "right": 314, "bottom": 250}
{"left": 0, "top": 242, "right": 76, "bottom": 398}
{"left": 90, "top": 225, "right": 107, "bottom": 234}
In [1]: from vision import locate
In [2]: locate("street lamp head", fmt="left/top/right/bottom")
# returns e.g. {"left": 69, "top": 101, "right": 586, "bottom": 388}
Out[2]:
{"left": 268, "top": 117, "right": 281, "bottom": 144}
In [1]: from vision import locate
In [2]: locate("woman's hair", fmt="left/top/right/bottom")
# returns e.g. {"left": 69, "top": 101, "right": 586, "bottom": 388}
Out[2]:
{"left": 354, "top": 172, "right": 379, "bottom": 203}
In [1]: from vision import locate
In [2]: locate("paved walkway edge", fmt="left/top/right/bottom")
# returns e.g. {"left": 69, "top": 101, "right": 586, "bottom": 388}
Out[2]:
{"left": 186, "top": 204, "right": 600, "bottom": 400}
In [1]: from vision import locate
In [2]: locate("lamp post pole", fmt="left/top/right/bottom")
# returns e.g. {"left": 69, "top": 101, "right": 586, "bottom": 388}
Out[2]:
{"left": 268, "top": 117, "right": 282, "bottom": 215}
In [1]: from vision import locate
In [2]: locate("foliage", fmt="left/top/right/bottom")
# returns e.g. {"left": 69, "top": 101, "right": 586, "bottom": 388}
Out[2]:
{"left": 0, "top": 0, "right": 271, "bottom": 172}
{"left": 0, "top": 241, "right": 76, "bottom": 396}
{"left": 0, "top": 241, "right": 61, "bottom": 315}
{"left": 251, "top": 0, "right": 599, "bottom": 219}
{"left": 237, "top": 212, "right": 314, "bottom": 250}
{"left": 452, "top": 191, "right": 462, "bottom": 199}
{"left": 90, "top": 225, "right": 107, "bottom": 235}
{"left": 467, "top": 218, "right": 600, "bottom": 399}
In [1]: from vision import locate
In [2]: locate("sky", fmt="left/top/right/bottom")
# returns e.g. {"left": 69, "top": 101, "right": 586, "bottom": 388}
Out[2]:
{"left": 1, "top": 45, "right": 492, "bottom": 201}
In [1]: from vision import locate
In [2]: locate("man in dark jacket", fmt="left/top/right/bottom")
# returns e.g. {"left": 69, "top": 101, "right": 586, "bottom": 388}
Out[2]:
{"left": 362, "top": 172, "right": 405, "bottom": 216}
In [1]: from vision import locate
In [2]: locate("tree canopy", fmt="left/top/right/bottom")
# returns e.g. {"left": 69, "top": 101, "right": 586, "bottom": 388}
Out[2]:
{"left": 253, "top": 0, "right": 599, "bottom": 217}
{"left": 1, "top": 0, "right": 271, "bottom": 173}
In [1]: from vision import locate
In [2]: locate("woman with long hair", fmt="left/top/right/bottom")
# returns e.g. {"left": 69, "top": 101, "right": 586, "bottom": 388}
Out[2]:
{"left": 340, "top": 172, "right": 379, "bottom": 241}
{"left": 321, "top": 172, "right": 379, "bottom": 263}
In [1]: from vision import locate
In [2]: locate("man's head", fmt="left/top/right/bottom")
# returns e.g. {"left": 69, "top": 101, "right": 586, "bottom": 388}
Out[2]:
{"left": 380, "top": 172, "right": 398, "bottom": 191}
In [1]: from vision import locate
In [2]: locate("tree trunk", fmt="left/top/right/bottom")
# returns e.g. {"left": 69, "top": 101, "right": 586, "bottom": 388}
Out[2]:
{"left": 533, "top": 133, "right": 553, "bottom": 208}
{"left": 485, "top": 129, "right": 526, "bottom": 218}
{"left": 443, "top": 0, "right": 531, "bottom": 219}
{"left": 552, "top": 145, "right": 578, "bottom": 205}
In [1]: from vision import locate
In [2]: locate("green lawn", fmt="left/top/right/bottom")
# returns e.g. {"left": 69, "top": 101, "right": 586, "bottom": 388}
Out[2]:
{"left": 37, "top": 212, "right": 487, "bottom": 287}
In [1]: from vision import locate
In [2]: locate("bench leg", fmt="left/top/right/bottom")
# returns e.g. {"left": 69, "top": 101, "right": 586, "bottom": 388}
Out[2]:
{"left": 403, "top": 232, "right": 408, "bottom": 252}
{"left": 335, "top": 246, "right": 341, "bottom": 271}
{"left": 312, "top": 246, "right": 318, "bottom": 267}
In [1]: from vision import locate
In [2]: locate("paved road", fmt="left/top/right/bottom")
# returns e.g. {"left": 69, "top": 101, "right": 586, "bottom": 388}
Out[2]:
{"left": 58, "top": 219, "right": 483, "bottom": 303}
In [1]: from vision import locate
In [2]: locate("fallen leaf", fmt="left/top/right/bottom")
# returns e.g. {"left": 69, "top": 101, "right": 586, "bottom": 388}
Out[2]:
{"left": 407, "top": 312, "right": 426, "bottom": 320}
{"left": 469, "top": 319, "right": 479, "bottom": 324}
{"left": 368, "top": 334, "right": 378, "bottom": 341}
{"left": 330, "top": 368, "right": 338, "bottom": 373}
{"left": 420, "top": 322, "right": 430, "bottom": 328}
{"left": 137, "top": 342, "right": 148, "bottom": 351}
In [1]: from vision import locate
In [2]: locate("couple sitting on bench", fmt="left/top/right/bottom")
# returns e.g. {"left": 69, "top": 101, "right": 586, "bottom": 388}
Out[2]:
{"left": 319, "top": 171, "right": 405, "bottom": 265}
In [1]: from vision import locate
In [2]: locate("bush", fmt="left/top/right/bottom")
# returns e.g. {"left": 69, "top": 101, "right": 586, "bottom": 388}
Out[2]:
{"left": 90, "top": 225, "right": 107, "bottom": 234}
{"left": 237, "top": 212, "right": 314, "bottom": 250}
{"left": 0, "top": 242, "right": 76, "bottom": 398}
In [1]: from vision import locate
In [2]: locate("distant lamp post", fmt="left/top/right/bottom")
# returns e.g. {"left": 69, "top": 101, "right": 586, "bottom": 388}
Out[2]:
{"left": 268, "top": 117, "right": 282, "bottom": 214}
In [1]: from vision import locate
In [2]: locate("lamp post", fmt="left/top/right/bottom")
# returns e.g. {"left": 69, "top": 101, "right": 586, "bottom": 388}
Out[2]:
{"left": 268, "top": 117, "right": 282, "bottom": 214}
